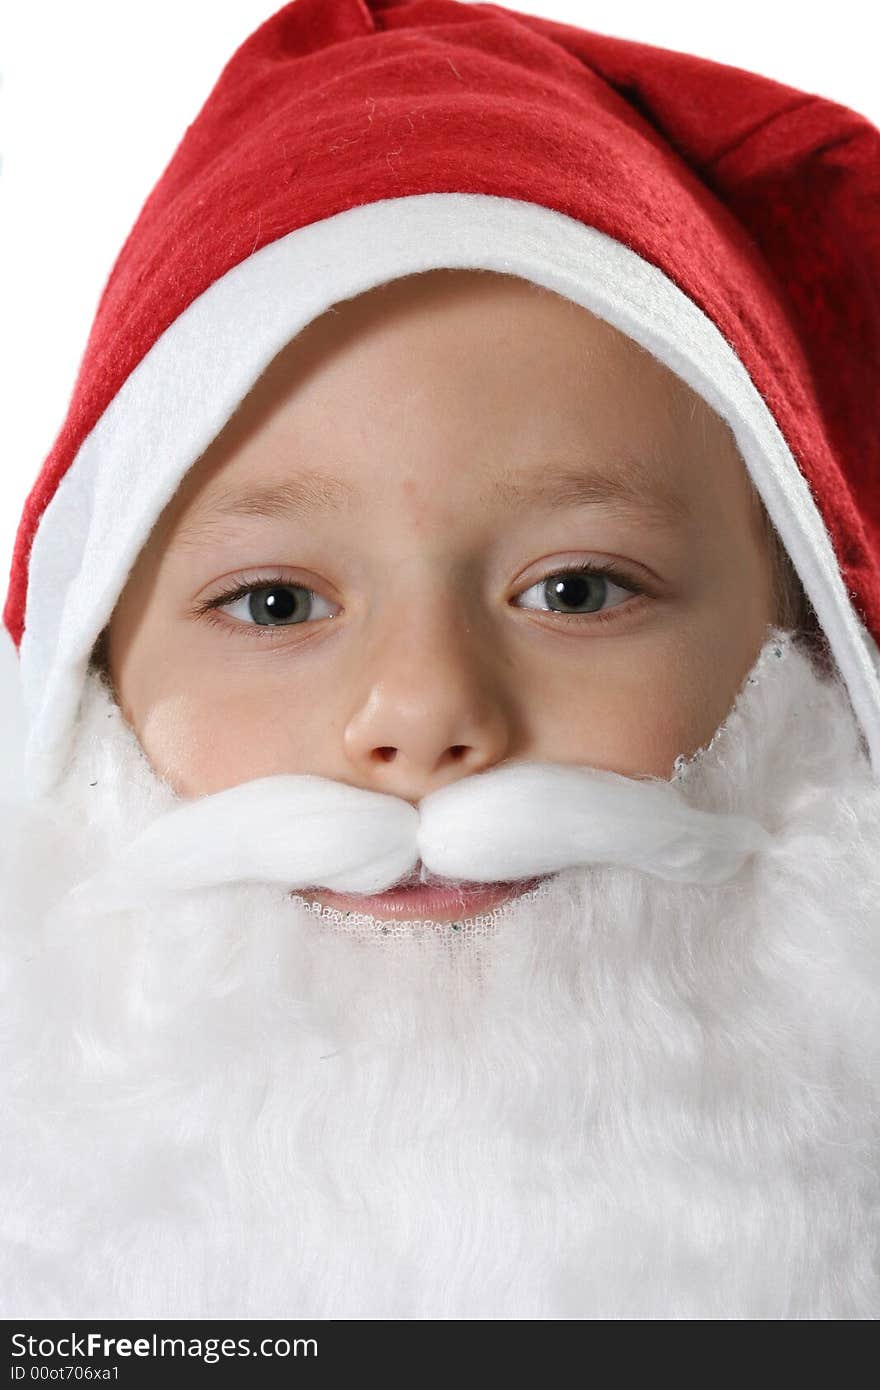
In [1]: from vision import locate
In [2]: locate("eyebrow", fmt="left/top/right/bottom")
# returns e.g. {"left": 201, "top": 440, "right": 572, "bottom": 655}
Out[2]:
{"left": 174, "top": 471, "right": 361, "bottom": 547}
{"left": 486, "top": 454, "right": 692, "bottom": 529}
{"left": 174, "top": 451, "right": 691, "bottom": 546}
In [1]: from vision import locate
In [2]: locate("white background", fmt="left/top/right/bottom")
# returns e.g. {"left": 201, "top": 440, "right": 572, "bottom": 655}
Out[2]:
{"left": 0, "top": 0, "right": 877, "bottom": 734}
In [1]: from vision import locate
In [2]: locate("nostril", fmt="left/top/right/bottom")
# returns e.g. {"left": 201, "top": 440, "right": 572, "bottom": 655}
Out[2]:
{"left": 374, "top": 746, "right": 397, "bottom": 763}
{"left": 448, "top": 745, "right": 468, "bottom": 761}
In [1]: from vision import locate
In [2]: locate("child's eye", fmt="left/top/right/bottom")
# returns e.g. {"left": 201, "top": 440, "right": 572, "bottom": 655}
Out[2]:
{"left": 199, "top": 577, "right": 337, "bottom": 631}
{"left": 196, "top": 560, "right": 647, "bottom": 640}
{"left": 513, "top": 562, "right": 645, "bottom": 620}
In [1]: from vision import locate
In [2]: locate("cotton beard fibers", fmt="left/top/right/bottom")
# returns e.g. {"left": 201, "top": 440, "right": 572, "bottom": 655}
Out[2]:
{"left": 0, "top": 626, "right": 878, "bottom": 1318}
{"left": 59, "top": 691, "right": 778, "bottom": 916}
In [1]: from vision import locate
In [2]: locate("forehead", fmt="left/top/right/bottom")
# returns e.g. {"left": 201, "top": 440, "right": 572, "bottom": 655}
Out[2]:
{"left": 163, "top": 269, "right": 742, "bottom": 538}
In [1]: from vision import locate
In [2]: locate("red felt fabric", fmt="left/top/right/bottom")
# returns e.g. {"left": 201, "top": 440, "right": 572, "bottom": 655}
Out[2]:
{"left": 5, "top": 0, "right": 879, "bottom": 647}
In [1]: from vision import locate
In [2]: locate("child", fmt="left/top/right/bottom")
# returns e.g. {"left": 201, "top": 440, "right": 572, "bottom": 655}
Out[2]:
{"left": 1, "top": 0, "right": 878, "bottom": 1319}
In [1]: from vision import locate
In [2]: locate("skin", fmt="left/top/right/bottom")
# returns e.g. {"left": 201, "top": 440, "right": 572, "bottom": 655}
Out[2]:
{"left": 105, "top": 269, "right": 780, "bottom": 819}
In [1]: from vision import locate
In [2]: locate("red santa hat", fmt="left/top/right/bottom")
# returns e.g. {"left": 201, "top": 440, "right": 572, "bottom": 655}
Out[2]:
{"left": 5, "top": 0, "right": 880, "bottom": 797}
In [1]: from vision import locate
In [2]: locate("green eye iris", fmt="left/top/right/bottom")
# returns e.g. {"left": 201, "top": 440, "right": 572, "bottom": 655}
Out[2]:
{"left": 543, "top": 572, "right": 606, "bottom": 614}
{"left": 245, "top": 585, "right": 312, "bottom": 625}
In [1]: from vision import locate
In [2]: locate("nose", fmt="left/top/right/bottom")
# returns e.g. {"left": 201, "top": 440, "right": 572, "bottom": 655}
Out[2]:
{"left": 341, "top": 600, "right": 516, "bottom": 803}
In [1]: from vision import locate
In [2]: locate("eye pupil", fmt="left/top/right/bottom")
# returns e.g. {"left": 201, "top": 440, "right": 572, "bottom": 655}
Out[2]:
{"left": 545, "top": 572, "right": 602, "bottom": 613}
{"left": 248, "top": 586, "right": 305, "bottom": 625}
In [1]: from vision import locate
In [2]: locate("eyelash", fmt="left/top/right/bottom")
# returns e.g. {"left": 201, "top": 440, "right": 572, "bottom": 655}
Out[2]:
{"left": 195, "top": 560, "right": 649, "bottom": 640}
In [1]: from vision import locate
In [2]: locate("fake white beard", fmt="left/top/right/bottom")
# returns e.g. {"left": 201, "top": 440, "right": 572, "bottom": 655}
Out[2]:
{"left": 0, "top": 627, "right": 878, "bottom": 1319}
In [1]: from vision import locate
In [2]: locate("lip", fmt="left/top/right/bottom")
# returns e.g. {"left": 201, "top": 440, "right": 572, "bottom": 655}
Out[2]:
{"left": 296, "top": 875, "right": 549, "bottom": 923}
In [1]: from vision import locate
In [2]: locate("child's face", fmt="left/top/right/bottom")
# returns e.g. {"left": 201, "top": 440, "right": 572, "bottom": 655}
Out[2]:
{"left": 105, "top": 269, "right": 779, "bottom": 799}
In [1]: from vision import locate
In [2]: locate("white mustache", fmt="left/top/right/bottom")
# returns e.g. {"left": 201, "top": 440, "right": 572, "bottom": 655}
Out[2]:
{"left": 59, "top": 758, "right": 787, "bottom": 918}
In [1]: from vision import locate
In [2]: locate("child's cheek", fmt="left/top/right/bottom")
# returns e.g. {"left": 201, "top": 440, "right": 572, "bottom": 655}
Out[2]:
{"left": 133, "top": 687, "right": 213, "bottom": 797}
{"left": 135, "top": 679, "right": 323, "bottom": 798}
